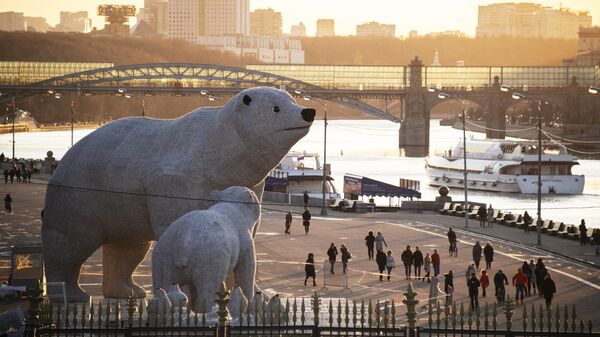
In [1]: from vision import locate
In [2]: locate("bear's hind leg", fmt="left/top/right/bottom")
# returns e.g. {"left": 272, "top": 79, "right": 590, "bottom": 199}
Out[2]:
{"left": 102, "top": 241, "right": 151, "bottom": 299}
{"left": 43, "top": 228, "right": 99, "bottom": 302}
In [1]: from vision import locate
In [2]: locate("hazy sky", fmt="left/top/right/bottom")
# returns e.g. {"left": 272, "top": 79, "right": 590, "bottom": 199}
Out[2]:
{"left": 1, "top": 0, "right": 599, "bottom": 36}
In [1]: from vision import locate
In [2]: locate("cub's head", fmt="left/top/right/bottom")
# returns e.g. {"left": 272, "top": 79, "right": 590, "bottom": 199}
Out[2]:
{"left": 211, "top": 186, "right": 261, "bottom": 223}
{"left": 225, "top": 87, "right": 315, "bottom": 156}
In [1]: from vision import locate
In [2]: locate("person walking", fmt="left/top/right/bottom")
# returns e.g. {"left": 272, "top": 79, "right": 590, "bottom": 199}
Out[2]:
{"left": 523, "top": 211, "right": 532, "bottom": 233}
{"left": 494, "top": 269, "right": 509, "bottom": 304}
{"left": 26, "top": 169, "right": 31, "bottom": 183}
{"left": 535, "top": 258, "right": 547, "bottom": 297}
{"left": 326, "top": 243, "right": 338, "bottom": 274}
{"left": 376, "top": 249, "right": 387, "bottom": 281}
{"left": 487, "top": 204, "right": 494, "bottom": 227}
{"left": 375, "top": 231, "right": 388, "bottom": 252}
{"left": 365, "top": 231, "right": 375, "bottom": 260}
{"left": 541, "top": 273, "right": 556, "bottom": 308}
{"left": 472, "top": 241, "right": 482, "bottom": 269}
{"left": 340, "top": 244, "right": 352, "bottom": 274}
{"left": 9, "top": 167, "right": 14, "bottom": 183}
{"left": 432, "top": 249, "right": 441, "bottom": 277}
{"left": 304, "top": 253, "right": 317, "bottom": 286}
{"left": 529, "top": 260, "right": 537, "bottom": 295}
{"left": 579, "top": 219, "right": 588, "bottom": 246}
{"left": 512, "top": 268, "right": 528, "bottom": 305}
{"left": 467, "top": 273, "right": 481, "bottom": 310}
{"left": 483, "top": 242, "right": 494, "bottom": 270}
{"left": 447, "top": 227, "right": 457, "bottom": 256}
{"left": 302, "top": 208, "right": 311, "bottom": 235}
{"left": 3, "top": 169, "right": 8, "bottom": 184}
{"left": 477, "top": 206, "right": 487, "bottom": 227}
{"left": 444, "top": 271, "right": 454, "bottom": 306}
{"left": 424, "top": 253, "right": 431, "bottom": 283}
{"left": 413, "top": 246, "right": 424, "bottom": 280}
{"left": 4, "top": 193, "right": 12, "bottom": 214}
{"left": 480, "top": 269, "right": 490, "bottom": 297}
{"left": 521, "top": 261, "right": 533, "bottom": 296}
{"left": 385, "top": 250, "right": 395, "bottom": 281}
{"left": 466, "top": 263, "right": 477, "bottom": 281}
{"left": 401, "top": 245, "right": 413, "bottom": 279}
{"left": 285, "top": 210, "right": 293, "bottom": 235}
{"left": 15, "top": 167, "right": 21, "bottom": 183}
{"left": 303, "top": 191, "right": 309, "bottom": 208}
{"left": 593, "top": 229, "right": 600, "bottom": 256}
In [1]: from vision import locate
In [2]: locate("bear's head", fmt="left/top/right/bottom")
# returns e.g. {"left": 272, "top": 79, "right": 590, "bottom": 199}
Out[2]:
{"left": 223, "top": 87, "right": 315, "bottom": 158}
{"left": 211, "top": 186, "right": 261, "bottom": 224}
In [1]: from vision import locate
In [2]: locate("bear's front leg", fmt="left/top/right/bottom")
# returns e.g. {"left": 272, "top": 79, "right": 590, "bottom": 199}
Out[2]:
{"left": 234, "top": 246, "right": 256, "bottom": 304}
{"left": 102, "top": 241, "right": 151, "bottom": 299}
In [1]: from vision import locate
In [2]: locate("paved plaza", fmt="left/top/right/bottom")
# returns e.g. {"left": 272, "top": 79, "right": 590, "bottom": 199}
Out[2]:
{"left": 1, "top": 180, "right": 599, "bottom": 327}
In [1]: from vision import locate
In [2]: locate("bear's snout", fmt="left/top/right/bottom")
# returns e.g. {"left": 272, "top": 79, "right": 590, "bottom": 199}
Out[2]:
{"left": 301, "top": 108, "right": 316, "bottom": 123}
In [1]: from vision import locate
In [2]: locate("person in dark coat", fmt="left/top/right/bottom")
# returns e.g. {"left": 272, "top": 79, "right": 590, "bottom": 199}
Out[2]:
{"left": 401, "top": 245, "right": 413, "bottom": 279}
{"left": 494, "top": 269, "right": 509, "bottom": 303}
{"left": 302, "top": 208, "right": 311, "bottom": 235}
{"left": 535, "top": 258, "right": 547, "bottom": 297}
{"left": 304, "top": 253, "right": 316, "bottom": 286}
{"left": 376, "top": 249, "right": 387, "bottom": 281}
{"left": 284, "top": 210, "right": 292, "bottom": 235}
{"left": 3, "top": 169, "right": 8, "bottom": 184}
{"left": 523, "top": 211, "right": 532, "bottom": 233}
{"left": 4, "top": 193, "right": 12, "bottom": 214}
{"left": 413, "top": 246, "right": 424, "bottom": 280}
{"left": 472, "top": 241, "right": 482, "bottom": 269}
{"left": 9, "top": 168, "right": 14, "bottom": 183}
{"left": 477, "top": 206, "right": 487, "bottom": 227}
{"left": 542, "top": 273, "right": 556, "bottom": 308}
{"left": 521, "top": 261, "right": 533, "bottom": 296}
{"left": 467, "top": 273, "right": 481, "bottom": 310}
{"left": 365, "top": 231, "right": 375, "bottom": 260}
{"left": 15, "top": 167, "right": 21, "bottom": 183}
{"left": 303, "top": 191, "right": 309, "bottom": 208}
{"left": 579, "top": 219, "right": 588, "bottom": 246}
{"left": 444, "top": 270, "right": 454, "bottom": 305}
{"left": 326, "top": 243, "right": 338, "bottom": 274}
{"left": 340, "top": 244, "right": 351, "bottom": 274}
{"left": 483, "top": 242, "right": 494, "bottom": 270}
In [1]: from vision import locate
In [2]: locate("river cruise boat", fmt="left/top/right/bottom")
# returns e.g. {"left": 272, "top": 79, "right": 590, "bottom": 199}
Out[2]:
{"left": 425, "top": 139, "right": 584, "bottom": 194}
{"left": 265, "top": 151, "right": 340, "bottom": 201}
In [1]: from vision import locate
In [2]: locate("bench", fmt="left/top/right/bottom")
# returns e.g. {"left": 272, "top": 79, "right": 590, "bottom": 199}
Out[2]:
{"left": 566, "top": 226, "right": 580, "bottom": 240}
{"left": 550, "top": 223, "right": 566, "bottom": 236}
{"left": 500, "top": 213, "right": 516, "bottom": 226}
{"left": 456, "top": 204, "right": 473, "bottom": 217}
{"left": 468, "top": 205, "right": 481, "bottom": 219}
{"left": 514, "top": 215, "right": 524, "bottom": 228}
{"left": 541, "top": 220, "right": 555, "bottom": 234}
{"left": 439, "top": 202, "right": 452, "bottom": 215}
{"left": 449, "top": 203, "right": 463, "bottom": 216}
{"left": 494, "top": 211, "right": 505, "bottom": 223}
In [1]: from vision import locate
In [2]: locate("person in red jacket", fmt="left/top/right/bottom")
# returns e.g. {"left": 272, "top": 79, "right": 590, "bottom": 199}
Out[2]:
{"left": 480, "top": 269, "right": 490, "bottom": 297}
{"left": 431, "top": 249, "right": 441, "bottom": 277}
{"left": 512, "top": 268, "right": 528, "bottom": 305}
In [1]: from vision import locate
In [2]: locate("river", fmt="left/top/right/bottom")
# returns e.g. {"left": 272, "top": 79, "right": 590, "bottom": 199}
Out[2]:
{"left": 1, "top": 120, "right": 599, "bottom": 227}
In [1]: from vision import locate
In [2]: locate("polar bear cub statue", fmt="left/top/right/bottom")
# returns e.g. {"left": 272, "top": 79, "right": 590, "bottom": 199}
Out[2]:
{"left": 152, "top": 186, "right": 261, "bottom": 313}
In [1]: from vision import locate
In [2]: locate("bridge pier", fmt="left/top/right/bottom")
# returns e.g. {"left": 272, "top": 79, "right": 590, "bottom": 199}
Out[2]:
{"left": 486, "top": 77, "right": 506, "bottom": 139}
{"left": 399, "top": 57, "right": 429, "bottom": 157}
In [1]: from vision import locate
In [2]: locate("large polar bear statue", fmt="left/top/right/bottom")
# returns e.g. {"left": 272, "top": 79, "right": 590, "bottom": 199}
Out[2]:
{"left": 42, "top": 87, "right": 315, "bottom": 302}
{"left": 152, "top": 186, "right": 260, "bottom": 312}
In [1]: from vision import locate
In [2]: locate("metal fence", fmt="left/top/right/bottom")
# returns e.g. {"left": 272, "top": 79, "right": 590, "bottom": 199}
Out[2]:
{"left": 22, "top": 282, "right": 598, "bottom": 337}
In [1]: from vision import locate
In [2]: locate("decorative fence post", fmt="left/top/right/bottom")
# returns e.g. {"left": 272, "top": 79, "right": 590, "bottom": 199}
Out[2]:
{"left": 215, "top": 282, "right": 230, "bottom": 337}
{"left": 403, "top": 282, "right": 419, "bottom": 337}
{"left": 311, "top": 291, "right": 321, "bottom": 337}
{"left": 24, "top": 287, "right": 43, "bottom": 337}
{"left": 504, "top": 295, "right": 514, "bottom": 332}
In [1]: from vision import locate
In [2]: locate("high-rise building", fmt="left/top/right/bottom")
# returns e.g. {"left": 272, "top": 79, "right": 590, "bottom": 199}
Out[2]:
{"left": 250, "top": 8, "right": 282, "bottom": 37}
{"left": 476, "top": 3, "right": 591, "bottom": 39}
{"left": 167, "top": 0, "right": 201, "bottom": 42}
{"left": 24, "top": 16, "right": 50, "bottom": 32}
{"left": 408, "top": 30, "right": 418, "bottom": 39}
{"left": 316, "top": 19, "right": 334, "bottom": 37}
{"left": 204, "top": 0, "right": 250, "bottom": 36}
{"left": 290, "top": 22, "right": 306, "bottom": 37}
{"left": 137, "top": 0, "right": 168, "bottom": 34}
{"left": 356, "top": 22, "right": 395, "bottom": 37}
{"left": 0, "top": 12, "right": 26, "bottom": 31}
{"left": 55, "top": 11, "right": 90, "bottom": 33}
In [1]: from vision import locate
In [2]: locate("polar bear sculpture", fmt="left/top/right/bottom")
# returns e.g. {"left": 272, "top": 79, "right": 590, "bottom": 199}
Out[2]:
{"left": 152, "top": 186, "right": 260, "bottom": 313}
{"left": 42, "top": 87, "right": 315, "bottom": 302}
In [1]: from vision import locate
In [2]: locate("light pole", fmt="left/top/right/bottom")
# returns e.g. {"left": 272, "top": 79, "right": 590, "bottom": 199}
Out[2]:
{"left": 429, "top": 88, "right": 469, "bottom": 228}
{"left": 297, "top": 92, "right": 328, "bottom": 216}
{"left": 70, "top": 100, "right": 74, "bottom": 147}
{"left": 11, "top": 97, "right": 16, "bottom": 166}
{"left": 501, "top": 85, "right": 543, "bottom": 245}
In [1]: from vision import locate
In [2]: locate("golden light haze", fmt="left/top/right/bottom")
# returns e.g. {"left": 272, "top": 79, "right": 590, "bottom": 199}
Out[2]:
{"left": 0, "top": 0, "right": 599, "bottom": 36}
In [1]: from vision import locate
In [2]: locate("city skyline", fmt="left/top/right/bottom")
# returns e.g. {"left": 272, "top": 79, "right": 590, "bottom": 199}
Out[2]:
{"left": 1, "top": 0, "right": 599, "bottom": 36}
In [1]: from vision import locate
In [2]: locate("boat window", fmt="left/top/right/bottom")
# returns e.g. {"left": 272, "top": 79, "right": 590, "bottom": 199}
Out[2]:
{"left": 500, "top": 143, "right": 518, "bottom": 154}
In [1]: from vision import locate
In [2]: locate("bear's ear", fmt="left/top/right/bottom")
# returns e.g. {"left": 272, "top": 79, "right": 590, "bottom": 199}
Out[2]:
{"left": 243, "top": 94, "right": 252, "bottom": 106}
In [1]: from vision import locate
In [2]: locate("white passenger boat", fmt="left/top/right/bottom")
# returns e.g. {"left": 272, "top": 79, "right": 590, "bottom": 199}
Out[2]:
{"left": 425, "top": 139, "right": 585, "bottom": 194}
{"left": 265, "top": 151, "right": 340, "bottom": 200}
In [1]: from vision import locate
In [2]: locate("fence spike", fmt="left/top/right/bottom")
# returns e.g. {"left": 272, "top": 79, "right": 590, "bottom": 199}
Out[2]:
{"left": 391, "top": 299, "right": 396, "bottom": 329}
{"left": 467, "top": 303, "right": 473, "bottom": 330}
{"left": 178, "top": 301, "right": 183, "bottom": 327}
{"left": 588, "top": 320, "right": 593, "bottom": 334}
{"left": 353, "top": 300, "right": 358, "bottom": 327}
{"left": 56, "top": 303, "right": 62, "bottom": 329}
{"left": 261, "top": 298, "right": 267, "bottom": 326}
{"left": 194, "top": 305, "right": 199, "bottom": 327}
{"left": 475, "top": 304, "right": 481, "bottom": 331}
{"left": 523, "top": 303, "right": 529, "bottom": 331}
{"left": 72, "top": 302, "right": 78, "bottom": 328}
{"left": 185, "top": 301, "right": 191, "bottom": 327}
{"left": 65, "top": 301, "right": 70, "bottom": 328}
{"left": 337, "top": 299, "right": 342, "bottom": 327}
{"left": 328, "top": 298, "right": 334, "bottom": 326}
{"left": 202, "top": 307, "right": 207, "bottom": 327}
{"left": 383, "top": 300, "right": 389, "bottom": 328}
{"left": 555, "top": 303, "right": 560, "bottom": 332}
{"left": 48, "top": 301, "right": 55, "bottom": 327}
{"left": 345, "top": 299, "right": 350, "bottom": 327}
{"left": 546, "top": 303, "right": 552, "bottom": 332}
{"left": 284, "top": 298, "right": 290, "bottom": 326}
{"left": 539, "top": 302, "right": 544, "bottom": 332}
{"left": 115, "top": 301, "right": 121, "bottom": 327}
{"left": 375, "top": 300, "right": 381, "bottom": 328}
{"left": 452, "top": 301, "right": 457, "bottom": 330}
{"left": 427, "top": 301, "right": 433, "bottom": 329}
{"left": 361, "top": 299, "right": 366, "bottom": 327}
{"left": 435, "top": 300, "right": 441, "bottom": 329}
{"left": 580, "top": 320, "right": 585, "bottom": 333}
{"left": 564, "top": 303, "right": 569, "bottom": 333}
{"left": 268, "top": 299, "right": 274, "bottom": 326}
{"left": 88, "top": 301, "right": 94, "bottom": 328}
{"left": 492, "top": 302, "right": 497, "bottom": 331}
{"left": 459, "top": 302, "right": 465, "bottom": 329}
{"left": 402, "top": 282, "right": 419, "bottom": 331}
{"left": 292, "top": 298, "right": 297, "bottom": 325}
{"left": 484, "top": 302, "right": 489, "bottom": 331}
{"left": 97, "top": 301, "right": 102, "bottom": 328}
{"left": 571, "top": 304, "right": 577, "bottom": 332}
{"left": 300, "top": 297, "right": 305, "bottom": 326}
{"left": 504, "top": 295, "right": 514, "bottom": 332}
{"left": 368, "top": 299, "right": 373, "bottom": 327}
{"left": 80, "top": 301, "right": 87, "bottom": 328}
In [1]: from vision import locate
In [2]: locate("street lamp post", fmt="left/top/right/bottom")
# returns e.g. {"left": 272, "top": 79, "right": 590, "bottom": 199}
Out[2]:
{"left": 502, "top": 86, "right": 543, "bottom": 245}
{"left": 11, "top": 97, "right": 16, "bottom": 166}
{"left": 298, "top": 93, "right": 328, "bottom": 216}
{"left": 429, "top": 88, "right": 469, "bottom": 228}
{"left": 70, "top": 100, "right": 74, "bottom": 147}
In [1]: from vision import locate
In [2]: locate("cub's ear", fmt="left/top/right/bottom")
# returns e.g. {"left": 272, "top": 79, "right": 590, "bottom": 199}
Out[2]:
{"left": 243, "top": 94, "right": 252, "bottom": 106}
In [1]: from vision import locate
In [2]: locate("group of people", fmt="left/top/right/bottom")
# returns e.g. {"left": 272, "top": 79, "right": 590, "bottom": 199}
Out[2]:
{"left": 3, "top": 166, "right": 32, "bottom": 184}
{"left": 284, "top": 208, "right": 312, "bottom": 235}
{"left": 326, "top": 243, "right": 352, "bottom": 274}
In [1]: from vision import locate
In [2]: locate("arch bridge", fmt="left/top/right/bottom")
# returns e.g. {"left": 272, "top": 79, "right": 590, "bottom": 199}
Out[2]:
{"left": 0, "top": 63, "right": 399, "bottom": 122}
